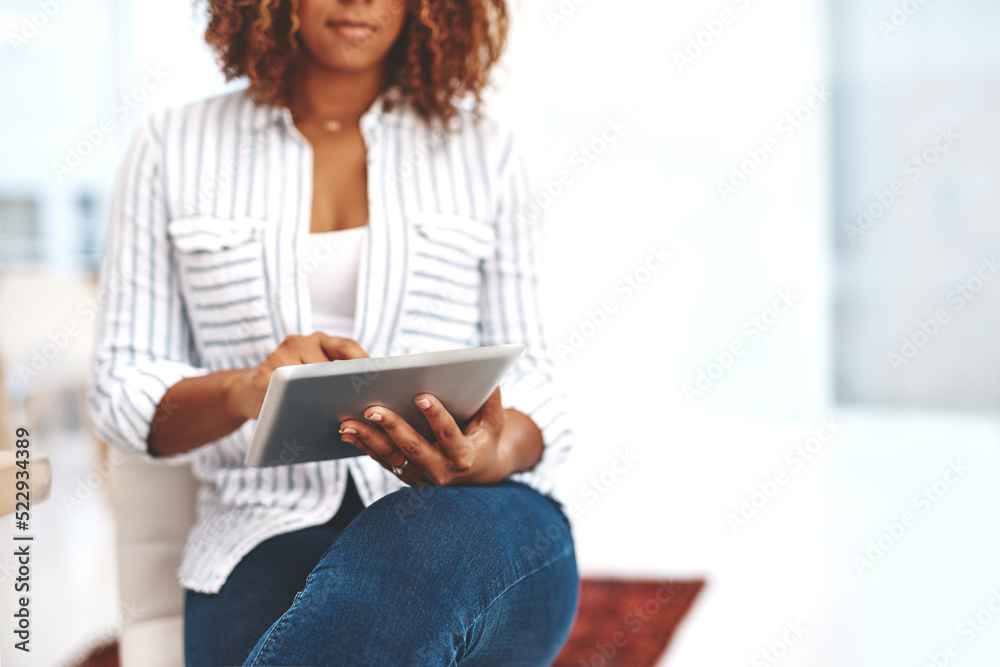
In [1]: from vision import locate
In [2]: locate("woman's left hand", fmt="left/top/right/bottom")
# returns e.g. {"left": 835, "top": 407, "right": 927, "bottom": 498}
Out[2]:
{"left": 338, "top": 387, "right": 510, "bottom": 486}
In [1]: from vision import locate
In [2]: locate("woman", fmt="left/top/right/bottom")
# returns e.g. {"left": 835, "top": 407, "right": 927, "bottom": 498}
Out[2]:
{"left": 87, "top": 0, "right": 577, "bottom": 664}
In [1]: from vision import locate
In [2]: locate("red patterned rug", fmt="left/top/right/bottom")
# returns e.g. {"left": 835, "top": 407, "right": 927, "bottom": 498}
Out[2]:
{"left": 552, "top": 579, "right": 705, "bottom": 667}
{"left": 72, "top": 578, "right": 703, "bottom": 667}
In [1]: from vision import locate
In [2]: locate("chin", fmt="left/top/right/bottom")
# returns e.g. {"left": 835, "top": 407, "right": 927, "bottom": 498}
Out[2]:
{"left": 305, "top": 38, "right": 395, "bottom": 74}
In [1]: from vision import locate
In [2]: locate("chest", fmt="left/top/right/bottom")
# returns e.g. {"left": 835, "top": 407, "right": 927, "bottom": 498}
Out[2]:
{"left": 164, "top": 121, "right": 501, "bottom": 363}
{"left": 305, "top": 128, "right": 369, "bottom": 234}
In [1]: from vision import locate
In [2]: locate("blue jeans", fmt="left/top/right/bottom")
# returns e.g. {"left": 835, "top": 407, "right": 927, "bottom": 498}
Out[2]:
{"left": 184, "top": 474, "right": 579, "bottom": 666}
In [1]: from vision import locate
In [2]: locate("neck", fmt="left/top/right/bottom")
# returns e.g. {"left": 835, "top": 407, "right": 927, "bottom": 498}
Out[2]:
{"left": 290, "top": 61, "right": 386, "bottom": 127}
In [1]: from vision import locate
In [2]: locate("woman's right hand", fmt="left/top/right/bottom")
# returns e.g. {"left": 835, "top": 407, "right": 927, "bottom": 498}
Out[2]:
{"left": 230, "top": 333, "right": 369, "bottom": 421}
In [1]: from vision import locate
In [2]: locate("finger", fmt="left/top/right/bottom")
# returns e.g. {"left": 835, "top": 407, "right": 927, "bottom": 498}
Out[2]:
{"left": 341, "top": 431, "right": 389, "bottom": 470}
{"left": 364, "top": 406, "right": 456, "bottom": 485}
{"left": 341, "top": 421, "right": 429, "bottom": 487}
{"left": 304, "top": 334, "right": 336, "bottom": 363}
{"left": 317, "top": 334, "right": 369, "bottom": 361}
{"left": 413, "top": 393, "right": 475, "bottom": 473}
{"left": 340, "top": 419, "right": 406, "bottom": 472}
{"left": 260, "top": 335, "right": 320, "bottom": 367}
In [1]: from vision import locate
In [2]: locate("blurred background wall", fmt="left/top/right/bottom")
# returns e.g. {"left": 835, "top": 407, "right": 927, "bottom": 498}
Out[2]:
{"left": 1, "top": 1, "right": 998, "bottom": 666}
{"left": 831, "top": 0, "right": 1000, "bottom": 409}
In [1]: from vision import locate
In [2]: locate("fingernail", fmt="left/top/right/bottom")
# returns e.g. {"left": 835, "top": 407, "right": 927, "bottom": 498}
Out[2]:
{"left": 339, "top": 427, "right": 357, "bottom": 435}
{"left": 366, "top": 411, "right": 382, "bottom": 422}
{"left": 416, "top": 398, "right": 431, "bottom": 409}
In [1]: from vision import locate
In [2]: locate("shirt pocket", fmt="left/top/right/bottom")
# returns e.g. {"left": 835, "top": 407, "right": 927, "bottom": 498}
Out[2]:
{"left": 411, "top": 212, "right": 495, "bottom": 261}
{"left": 402, "top": 213, "right": 494, "bottom": 352}
{"left": 167, "top": 216, "right": 277, "bottom": 360}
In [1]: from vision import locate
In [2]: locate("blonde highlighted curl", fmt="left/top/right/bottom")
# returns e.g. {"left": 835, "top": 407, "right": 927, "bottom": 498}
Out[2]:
{"left": 203, "top": 0, "right": 508, "bottom": 122}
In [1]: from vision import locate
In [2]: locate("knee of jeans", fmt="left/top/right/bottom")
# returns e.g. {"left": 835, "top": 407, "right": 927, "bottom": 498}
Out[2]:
{"left": 514, "top": 513, "right": 576, "bottom": 573}
{"left": 372, "top": 483, "right": 466, "bottom": 524}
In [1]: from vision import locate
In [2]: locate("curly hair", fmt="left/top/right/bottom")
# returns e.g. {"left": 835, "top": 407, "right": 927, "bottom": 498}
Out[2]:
{"left": 203, "top": 0, "right": 508, "bottom": 122}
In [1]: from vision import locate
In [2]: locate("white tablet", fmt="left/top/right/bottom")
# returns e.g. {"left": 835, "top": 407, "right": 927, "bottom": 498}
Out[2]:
{"left": 244, "top": 344, "right": 524, "bottom": 467}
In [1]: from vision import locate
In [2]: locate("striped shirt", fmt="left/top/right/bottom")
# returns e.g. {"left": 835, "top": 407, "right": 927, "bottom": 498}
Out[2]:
{"left": 86, "top": 88, "right": 573, "bottom": 594}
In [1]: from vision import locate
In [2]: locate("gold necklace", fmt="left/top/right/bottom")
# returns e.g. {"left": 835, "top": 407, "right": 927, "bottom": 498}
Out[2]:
{"left": 290, "top": 111, "right": 344, "bottom": 133}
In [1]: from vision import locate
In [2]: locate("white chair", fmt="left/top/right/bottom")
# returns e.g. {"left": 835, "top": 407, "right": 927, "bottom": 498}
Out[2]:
{"left": 111, "top": 450, "right": 197, "bottom": 667}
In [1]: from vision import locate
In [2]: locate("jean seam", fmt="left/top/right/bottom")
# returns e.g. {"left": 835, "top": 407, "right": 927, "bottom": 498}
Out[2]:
{"left": 246, "top": 592, "right": 301, "bottom": 666}
{"left": 459, "top": 487, "right": 575, "bottom": 634}
{"left": 464, "top": 542, "right": 576, "bottom": 642}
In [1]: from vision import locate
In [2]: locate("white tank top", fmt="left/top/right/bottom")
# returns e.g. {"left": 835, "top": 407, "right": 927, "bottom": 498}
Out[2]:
{"left": 301, "top": 226, "right": 366, "bottom": 339}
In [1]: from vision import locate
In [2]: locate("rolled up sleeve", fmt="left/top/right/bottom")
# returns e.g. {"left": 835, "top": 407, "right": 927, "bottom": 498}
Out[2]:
{"left": 86, "top": 117, "right": 209, "bottom": 463}
{"left": 479, "top": 127, "right": 573, "bottom": 498}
